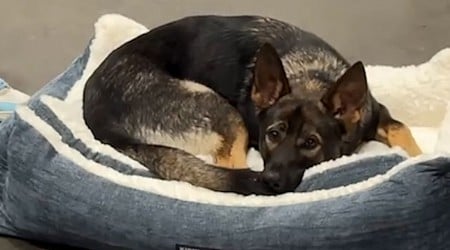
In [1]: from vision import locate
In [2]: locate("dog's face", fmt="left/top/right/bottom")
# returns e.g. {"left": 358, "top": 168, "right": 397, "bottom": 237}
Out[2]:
{"left": 256, "top": 97, "right": 345, "bottom": 192}
{"left": 251, "top": 44, "right": 369, "bottom": 193}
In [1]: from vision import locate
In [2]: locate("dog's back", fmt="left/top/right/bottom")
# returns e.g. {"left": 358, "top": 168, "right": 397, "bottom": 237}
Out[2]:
{"left": 124, "top": 15, "right": 349, "bottom": 100}
{"left": 119, "top": 15, "right": 350, "bottom": 146}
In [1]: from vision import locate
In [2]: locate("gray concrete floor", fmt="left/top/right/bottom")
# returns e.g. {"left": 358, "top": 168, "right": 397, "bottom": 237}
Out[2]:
{"left": 0, "top": 0, "right": 449, "bottom": 249}
{"left": 1, "top": 0, "right": 450, "bottom": 95}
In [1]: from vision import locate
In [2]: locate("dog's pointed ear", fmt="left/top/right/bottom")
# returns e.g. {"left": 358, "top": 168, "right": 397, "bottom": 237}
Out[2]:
{"left": 321, "top": 61, "right": 368, "bottom": 124}
{"left": 251, "top": 43, "right": 291, "bottom": 110}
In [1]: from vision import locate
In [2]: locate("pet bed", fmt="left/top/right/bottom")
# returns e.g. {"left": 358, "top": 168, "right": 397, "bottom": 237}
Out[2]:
{"left": 0, "top": 14, "right": 448, "bottom": 250}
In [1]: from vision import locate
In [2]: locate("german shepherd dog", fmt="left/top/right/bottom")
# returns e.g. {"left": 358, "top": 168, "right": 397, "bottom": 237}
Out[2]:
{"left": 83, "top": 15, "right": 422, "bottom": 195}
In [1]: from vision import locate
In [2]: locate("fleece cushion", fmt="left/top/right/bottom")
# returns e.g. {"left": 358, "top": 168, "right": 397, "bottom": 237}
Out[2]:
{"left": 0, "top": 14, "right": 449, "bottom": 250}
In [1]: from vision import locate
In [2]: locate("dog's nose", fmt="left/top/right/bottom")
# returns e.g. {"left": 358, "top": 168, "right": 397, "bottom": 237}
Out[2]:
{"left": 262, "top": 170, "right": 284, "bottom": 192}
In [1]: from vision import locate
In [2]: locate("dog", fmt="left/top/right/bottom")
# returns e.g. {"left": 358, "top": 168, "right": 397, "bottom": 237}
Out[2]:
{"left": 83, "top": 15, "right": 422, "bottom": 195}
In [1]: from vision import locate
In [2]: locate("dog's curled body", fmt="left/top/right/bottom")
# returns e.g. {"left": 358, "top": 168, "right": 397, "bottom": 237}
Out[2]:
{"left": 83, "top": 50, "right": 273, "bottom": 194}
{"left": 84, "top": 15, "right": 422, "bottom": 195}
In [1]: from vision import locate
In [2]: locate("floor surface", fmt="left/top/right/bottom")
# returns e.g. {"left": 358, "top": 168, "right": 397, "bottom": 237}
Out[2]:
{"left": 1, "top": 0, "right": 450, "bottom": 95}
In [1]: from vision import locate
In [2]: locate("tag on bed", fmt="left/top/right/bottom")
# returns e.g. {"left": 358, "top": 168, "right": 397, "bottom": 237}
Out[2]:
{"left": 176, "top": 244, "right": 220, "bottom": 250}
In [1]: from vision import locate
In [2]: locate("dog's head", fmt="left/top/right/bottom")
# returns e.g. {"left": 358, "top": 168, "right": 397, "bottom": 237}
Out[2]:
{"left": 251, "top": 43, "right": 370, "bottom": 193}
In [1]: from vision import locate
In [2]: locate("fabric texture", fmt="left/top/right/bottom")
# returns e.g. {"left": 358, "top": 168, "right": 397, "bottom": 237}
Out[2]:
{"left": 0, "top": 78, "right": 29, "bottom": 121}
{"left": 0, "top": 14, "right": 448, "bottom": 250}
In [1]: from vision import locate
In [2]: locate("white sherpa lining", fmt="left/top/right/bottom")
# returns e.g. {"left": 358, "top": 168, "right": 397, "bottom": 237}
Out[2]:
{"left": 15, "top": 13, "right": 450, "bottom": 207}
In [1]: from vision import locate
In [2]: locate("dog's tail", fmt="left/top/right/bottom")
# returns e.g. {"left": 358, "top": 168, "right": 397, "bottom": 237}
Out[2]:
{"left": 116, "top": 143, "right": 274, "bottom": 195}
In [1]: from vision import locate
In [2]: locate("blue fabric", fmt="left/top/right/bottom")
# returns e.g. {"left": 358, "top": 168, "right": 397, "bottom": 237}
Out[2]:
{"left": 0, "top": 102, "right": 16, "bottom": 112}
{"left": 0, "top": 79, "right": 16, "bottom": 112}
{"left": 297, "top": 153, "right": 407, "bottom": 192}
{"left": 0, "top": 78, "right": 9, "bottom": 90}
{"left": 0, "top": 33, "right": 448, "bottom": 250}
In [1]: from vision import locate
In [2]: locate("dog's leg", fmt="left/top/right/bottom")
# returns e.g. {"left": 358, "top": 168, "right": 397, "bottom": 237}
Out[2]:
{"left": 215, "top": 124, "right": 249, "bottom": 169}
{"left": 228, "top": 125, "right": 249, "bottom": 169}
{"left": 117, "top": 144, "right": 274, "bottom": 195}
{"left": 376, "top": 104, "right": 422, "bottom": 156}
{"left": 376, "top": 122, "right": 422, "bottom": 156}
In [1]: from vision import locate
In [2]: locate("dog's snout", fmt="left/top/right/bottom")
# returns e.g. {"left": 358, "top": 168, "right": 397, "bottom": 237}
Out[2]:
{"left": 262, "top": 170, "right": 284, "bottom": 192}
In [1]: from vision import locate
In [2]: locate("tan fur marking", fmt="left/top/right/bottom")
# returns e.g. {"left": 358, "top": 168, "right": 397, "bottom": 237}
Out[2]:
{"left": 351, "top": 110, "right": 362, "bottom": 123}
{"left": 251, "top": 91, "right": 265, "bottom": 108}
{"left": 340, "top": 110, "right": 363, "bottom": 133}
{"left": 179, "top": 80, "right": 213, "bottom": 93}
{"left": 140, "top": 128, "right": 223, "bottom": 157}
{"left": 304, "top": 80, "right": 323, "bottom": 91}
{"left": 330, "top": 94, "right": 342, "bottom": 113}
{"left": 251, "top": 86, "right": 277, "bottom": 108}
{"left": 214, "top": 156, "right": 230, "bottom": 168}
{"left": 376, "top": 128, "right": 388, "bottom": 143}
{"left": 377, "top": 124, "right": 422, "bottom": 156}
{"left": 229, "top": 125, "right": 249, "bottom": 169}
{"left": 215, "top": 125, "right": 249, "bottom": 169}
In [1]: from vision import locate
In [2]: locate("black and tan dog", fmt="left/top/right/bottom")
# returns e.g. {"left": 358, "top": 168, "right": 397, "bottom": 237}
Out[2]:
{"left": 83, "top": 15, "right": 422, "bottom": 195}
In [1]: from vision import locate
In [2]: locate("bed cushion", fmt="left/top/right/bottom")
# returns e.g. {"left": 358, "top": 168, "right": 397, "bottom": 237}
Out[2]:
{"left": 0, "top": 14, "right": 448, "bottom": 250}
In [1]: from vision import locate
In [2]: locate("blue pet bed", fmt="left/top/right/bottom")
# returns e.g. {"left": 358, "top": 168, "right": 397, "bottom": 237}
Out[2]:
{"left": 0, "top": 14, "right": 448, "bottom": 250}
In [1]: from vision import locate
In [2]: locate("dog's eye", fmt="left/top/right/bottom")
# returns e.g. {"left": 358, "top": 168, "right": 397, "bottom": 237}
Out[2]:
{"left": 267, "top": 130, "right": 280, "bottom": 141}
{"left": 301, "top": 136, "right": 319, "bottom": 149}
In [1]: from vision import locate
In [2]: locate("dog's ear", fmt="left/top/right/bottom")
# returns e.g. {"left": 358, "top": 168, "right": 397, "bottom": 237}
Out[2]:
{"left": 321, "top": 61, "right": 368, "bottom": 125}
{"left": 251, "top": 43, "right": 291, "bottom": 110}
